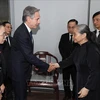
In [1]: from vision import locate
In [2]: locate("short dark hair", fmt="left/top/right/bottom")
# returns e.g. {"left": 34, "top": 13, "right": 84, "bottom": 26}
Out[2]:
{"left": 2, "top": 21, "right": 11, "bottom": 26}
{"left": 68, "top": 19, "right": 78, "bottom": 25}
{"left": 92, "top": 11, "right": 100, "bottom": 18}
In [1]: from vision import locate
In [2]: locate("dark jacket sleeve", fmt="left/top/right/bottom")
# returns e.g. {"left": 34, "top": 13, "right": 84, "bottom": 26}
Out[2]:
{"left": 0, "top": 53, "right": 6, "bottom": 86}
{"left": 0, "top": 72, "right": 3, "bottom": 86}
{"left": 58, "top": 49, "right": 76, "bottom": 69}
{"left": 15, "top": 31, "right": 49, "bottom": 72}
{"left": 85, "top": 45, "right": 100, "bottom": 90}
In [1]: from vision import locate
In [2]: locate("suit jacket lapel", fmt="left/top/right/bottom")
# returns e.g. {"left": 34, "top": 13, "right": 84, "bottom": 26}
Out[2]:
{"left": 93, "top": 30, "right": 100, "bottom": 43}
{"left": 97, "top": 32, "right": 100, "bottom": 43}
{"left": 22, "top": 23, "right": 33, "bottom": 47}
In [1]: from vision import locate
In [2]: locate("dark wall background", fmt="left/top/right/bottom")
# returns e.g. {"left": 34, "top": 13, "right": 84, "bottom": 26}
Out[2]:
{"left": 0, "top": 0, "right": 9, "bottom": 22}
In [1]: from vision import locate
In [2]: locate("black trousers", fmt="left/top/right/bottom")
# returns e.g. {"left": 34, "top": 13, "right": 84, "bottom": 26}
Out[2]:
{"left": 62, "top": 65, "right": 76, "bottom": 98}
{"left": 3, "top": 77, "right": 14, "bottom": 100}
{"left": 12, "top": 79, "right": 27, "bottom": 100}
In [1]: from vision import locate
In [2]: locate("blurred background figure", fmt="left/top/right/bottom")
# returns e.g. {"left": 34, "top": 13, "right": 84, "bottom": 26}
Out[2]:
{"left": 0, "top": 23, "right": 6, "bottom": 100}
{"left": 2, "top": 21, "right": 12, "bottom": 37}
{"left": 92, "top": 11, "right": 100, "bottom": 47}
{"left": 2, "top": 21, "right": 14, "bottom": 100}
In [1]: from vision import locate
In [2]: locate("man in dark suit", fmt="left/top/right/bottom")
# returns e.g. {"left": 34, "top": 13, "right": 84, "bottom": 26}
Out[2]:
{"left": 2, "top": 21, "right": 12, "bottom": 74}
{"left": 10, "top": 6, "right": 51, "bottom": 100}
{"left": 59, "top": 19, "right": 78, "bottom": 100}
{"left": 92, "top": 11, "right": 100, "bottom": 45}
{"left": 2, "top": 21, "right": 14, "bottom": 100}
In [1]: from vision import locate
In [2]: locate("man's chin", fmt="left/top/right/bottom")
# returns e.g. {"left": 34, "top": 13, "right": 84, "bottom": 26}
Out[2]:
{"left": 73, "top": 40, "right": 75, "bottom": 42}
{"left": 32, "top": 26, "right": 37, "bottom": 29}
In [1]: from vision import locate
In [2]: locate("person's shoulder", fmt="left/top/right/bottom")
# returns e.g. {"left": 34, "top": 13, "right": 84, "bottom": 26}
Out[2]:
{"left": 61, "top": 33, "right": 69, "bottom": 37}
{"left": 16, "top": 23, "right": 25, "bottom": 31}
{"left": 92, "top": 30, "right": 96, "bottom": 33}
{"left": 14, "top": 23, "right": 26, "bottom": 35}
{"left": 88, "top": 41, "right": 96, "bottom": 49}
{"left": 9, "top": 36, "right": 13, "bottom": 40}
{"left": 87, "top": 41, "right": 100, "bottom": 54}
{"left": 9, "top": 35, "right": 13, "bottom": 38}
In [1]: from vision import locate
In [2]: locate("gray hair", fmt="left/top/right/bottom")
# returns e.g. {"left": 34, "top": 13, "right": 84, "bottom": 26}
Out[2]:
{"left": 77, "top": 24, "right": 90, "bottom": 34}
{"left": 77, "top": 24, "right": 92, "bottom": 41}
{"left": 22, "top": 6, "right": 40, "bottom": 22}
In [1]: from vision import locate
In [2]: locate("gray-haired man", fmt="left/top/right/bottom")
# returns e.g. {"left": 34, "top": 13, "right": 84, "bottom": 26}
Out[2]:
{"left": 10, "top": 6, "right": 51, "bottom": 100}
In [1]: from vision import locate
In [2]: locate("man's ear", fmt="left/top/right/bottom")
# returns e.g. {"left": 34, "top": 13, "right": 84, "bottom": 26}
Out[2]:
{"left": 26, "top": 16, "right": 31, "bottom": 22}
{"left": 82, "top": 33, "right": 86, "bottom": 39}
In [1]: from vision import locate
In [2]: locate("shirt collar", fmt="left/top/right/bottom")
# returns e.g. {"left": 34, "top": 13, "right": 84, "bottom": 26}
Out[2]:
{"left": 69, "top": 33, "right": 73, "bottom": 36}
{"left": 96, "top": 29, "right": 100, "bottom": 32}
{"left": 24, "top": 23, "right": 31, "bottom": 33}
{"left": 96, "top": 29, "right": 100, "bottom": 37}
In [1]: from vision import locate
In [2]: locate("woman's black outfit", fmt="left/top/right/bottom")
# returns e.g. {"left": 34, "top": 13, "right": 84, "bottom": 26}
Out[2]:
{"left": 59, "top": 41, "right": 100, "bottom": 100}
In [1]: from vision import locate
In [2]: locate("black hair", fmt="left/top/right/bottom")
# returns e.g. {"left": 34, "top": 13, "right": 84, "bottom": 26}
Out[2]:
{"left": 68, "top": 19, "right": 78, "bottom": 25}
{"left": 92, "top": 11, "right": 100, "bottom": 18}
{"left": 2, "top": 21, "right": 11, "bottom": 26}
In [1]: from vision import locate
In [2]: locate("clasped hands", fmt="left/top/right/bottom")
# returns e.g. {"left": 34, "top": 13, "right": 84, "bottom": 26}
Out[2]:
{"left": 48, "top": 64, "right": 89, "bottom": 99}
{"left": 48, "top": 63, "right": 60, "bottom": 72}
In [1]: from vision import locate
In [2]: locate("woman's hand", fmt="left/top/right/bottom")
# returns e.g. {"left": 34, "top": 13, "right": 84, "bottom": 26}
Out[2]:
{"left": 0, "top": 93, "right": 2, "bottom": 100}
{"left": 0, "top": 84, "right": 5, "bottom": 93}
{"left": 78, "top": 87, "right": 89, "bottom": 98}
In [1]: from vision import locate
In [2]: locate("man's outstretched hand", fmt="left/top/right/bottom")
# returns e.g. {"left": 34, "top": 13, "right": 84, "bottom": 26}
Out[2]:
{"left": 47, "top": 63, "right": 60, "bottom": 72}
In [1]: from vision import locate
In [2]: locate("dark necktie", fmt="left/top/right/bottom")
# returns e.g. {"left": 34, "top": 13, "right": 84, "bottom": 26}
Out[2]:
{"left": 6, "top": 37, "right": 10, "bottom": 46}
{"left": 70, "top": 35, "right": 73, "bottom": 43}
{"left": 6, "top": 37, "right": 8, "bottom": 42}
{"left": 96, "top": 31, "right": 100, "bottom": 43}
{"left": 98, "top": 31, "right": 100, "bottom": 37}
{"left": 30, "top": 31, "right": 34, "bottom": 52}
{"left": 97, "top": 31, "right": 100, "bottom": 41}
{"left": 30, "top": 31, "right": 33, "bottom": 40}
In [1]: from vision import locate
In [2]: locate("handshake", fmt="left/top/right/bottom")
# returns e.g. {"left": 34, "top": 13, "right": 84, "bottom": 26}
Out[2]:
{"left": 47, "top": 63, "right": 60, "bottom": 72}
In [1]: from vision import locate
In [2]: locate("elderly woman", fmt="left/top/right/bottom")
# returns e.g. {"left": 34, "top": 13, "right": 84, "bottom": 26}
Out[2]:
{"left": 49, "top": 24, "right": 100, "bottom": 100}
{"left": 0, "top": 23, "right": 6, "bottom": 99}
